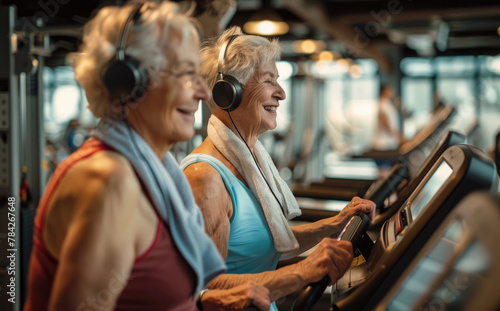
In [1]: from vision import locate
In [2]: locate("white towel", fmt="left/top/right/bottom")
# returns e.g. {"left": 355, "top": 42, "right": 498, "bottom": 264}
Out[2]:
{"left": 208, "top": 115, "right": 301, "bottom": 254}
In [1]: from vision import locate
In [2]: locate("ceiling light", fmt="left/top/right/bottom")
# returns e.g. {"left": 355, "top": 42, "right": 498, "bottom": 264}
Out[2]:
{"left": 349, "top": 64, "right": 363, "bottom": 78}
{"left": 292, "top": 40, "right": 326, "bottom": 54}
{"left": 243, "top": 0, "right": 289, "bottom": 36}
{"left": 312, "top": 51, "right": 341, "bottom": 62}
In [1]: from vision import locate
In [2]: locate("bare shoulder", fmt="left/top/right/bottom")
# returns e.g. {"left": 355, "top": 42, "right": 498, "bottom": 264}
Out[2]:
{"left": 44, "top": 150, "right": 144, "bottom": 258}
{"left": 183, "top": 160, "right": 232, "bottom": 216}
{"left": 73, "top": 150, "right": 136, "bottom": 185}
{"left": 183, "top": 138, "right": 234, "bottom": 188}
{"left": 52, "top": 151, "right": 145, "bottom": 221}
{"left": 183, "top": 161, "right": 223, "bottom": 186}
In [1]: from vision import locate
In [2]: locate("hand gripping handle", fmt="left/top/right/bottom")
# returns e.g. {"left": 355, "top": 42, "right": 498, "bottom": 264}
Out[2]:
{"left": 291, "top": 213, "right": 371, "bottom": 311}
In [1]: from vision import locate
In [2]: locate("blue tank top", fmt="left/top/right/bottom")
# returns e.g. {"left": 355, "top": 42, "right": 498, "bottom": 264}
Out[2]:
{"left": 180, "top": 154, "right": 282, "bottom": 274}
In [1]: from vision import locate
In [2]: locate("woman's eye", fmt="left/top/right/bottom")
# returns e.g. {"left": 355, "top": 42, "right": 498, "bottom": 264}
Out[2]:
{"left": 183, "top": 70, "right": 196, "bottom": 76}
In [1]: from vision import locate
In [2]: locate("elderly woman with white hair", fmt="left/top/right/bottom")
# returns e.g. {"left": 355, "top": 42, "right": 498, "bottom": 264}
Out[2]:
{"left": 23, "top": 2, "right": 270, "bottom": 310}
{"left": 181, "top": 26, "right": 376, "bottom": 310}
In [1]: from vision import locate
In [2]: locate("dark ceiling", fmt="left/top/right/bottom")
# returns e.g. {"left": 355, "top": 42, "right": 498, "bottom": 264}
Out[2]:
{"left": 4, "top": 0, "right": 500, "bottom": 71}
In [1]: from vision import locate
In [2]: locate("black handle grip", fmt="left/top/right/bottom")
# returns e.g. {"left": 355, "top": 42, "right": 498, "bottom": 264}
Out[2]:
{"left": 291, "top": 213, "right": 371, "bottom": 311}
{"left": 364, "top": 162, "right": 409, "bottom": 211}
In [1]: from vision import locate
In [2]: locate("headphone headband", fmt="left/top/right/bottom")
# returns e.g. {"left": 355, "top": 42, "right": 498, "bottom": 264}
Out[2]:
{"left": 217, "top": 35, "right": 239, "bottom": 78}
{"left": 116, "top": 4, "right": 144, "bottom": 60}
{"left": 102, "top": 3, "right": 148, "bottom": 102}
{"left": 212, "top": 34, "right": 242, "bottom": 111}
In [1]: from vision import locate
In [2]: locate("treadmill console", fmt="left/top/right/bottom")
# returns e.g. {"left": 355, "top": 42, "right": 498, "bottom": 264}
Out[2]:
{"left": 385, "top": 160, "right": 454, "bottom": 247}
{"left": 332, "top": 144, "right": 497, "bottom": 311}
{"left": 375, "top": 192, "right": 500, "bottom": 311}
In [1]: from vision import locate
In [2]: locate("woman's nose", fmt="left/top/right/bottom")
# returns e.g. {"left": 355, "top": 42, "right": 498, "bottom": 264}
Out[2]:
{"left": 197, "top": 79, "right": 211, "bottom": 101}
{"left": 276, "top": 83, "right": 286, "bottom": 100}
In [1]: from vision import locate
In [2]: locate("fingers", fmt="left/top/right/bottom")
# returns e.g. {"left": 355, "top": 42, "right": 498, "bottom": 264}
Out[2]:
{"left": 345, "top": 196, "right": 376, "bottom": 220}
{"left": 243, "top": 282, "right": 270, "bottom": 311}
{"left": 303, "top": 238, "right": 354, "bottom": 284}
{"left": 203, "top": 282, "right": 270, "bottom": 311}
{"left": 326, "top": 241, "right": 353, "bottom": 282}
{"left": 323, "top": 240, "right": 353, "bottom": 283}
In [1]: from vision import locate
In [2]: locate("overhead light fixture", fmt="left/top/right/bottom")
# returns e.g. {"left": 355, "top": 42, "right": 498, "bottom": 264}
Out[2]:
{"left": 312, "top": 51, "right": 341, "bottom": 62}
{"left": 349, "top": 64, "right": 363, "bottom": 78}
{"left": 243, "top": 0, "right": 289, "bottom": 36}
{"left": 291, "top": 39, "right": 326, "bottom": 54}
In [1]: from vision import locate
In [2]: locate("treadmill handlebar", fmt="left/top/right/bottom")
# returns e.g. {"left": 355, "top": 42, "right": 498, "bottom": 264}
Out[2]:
{"left": 291, "top": 213, "right": 371, "bottom": 311}
{"left": 364, "top": 162, "right": 409, "bottom": 211}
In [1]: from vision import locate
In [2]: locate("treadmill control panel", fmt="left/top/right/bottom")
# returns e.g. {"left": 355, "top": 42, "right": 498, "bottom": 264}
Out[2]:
{"left": 386, "top": 160, "right": 454, "bottom": 246}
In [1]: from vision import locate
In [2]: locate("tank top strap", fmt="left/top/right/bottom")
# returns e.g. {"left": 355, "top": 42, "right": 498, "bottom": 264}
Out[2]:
{"left": 35, "top": 138, "right": 113, "bottom": 240}
{"left": 181, "top": 153, "right": 242, "bottom": 222}
{"left": 181, "top": 153, "right": 240, "bottom": 190}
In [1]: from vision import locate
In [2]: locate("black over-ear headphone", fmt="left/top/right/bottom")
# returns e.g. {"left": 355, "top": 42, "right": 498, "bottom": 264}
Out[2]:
{"left": 212, "top": 35, "right": 243, "bottom": 111}
{"left": 102, "top": 4, "right": 148, "bottom": 103}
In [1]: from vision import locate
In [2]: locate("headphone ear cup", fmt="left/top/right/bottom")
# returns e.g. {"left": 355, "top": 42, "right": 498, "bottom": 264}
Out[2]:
{"left": 212, "top": 74, "right": 242, "bottom": 111}
{"left": 103, "top": 56, "right": 148, "bottom": 102}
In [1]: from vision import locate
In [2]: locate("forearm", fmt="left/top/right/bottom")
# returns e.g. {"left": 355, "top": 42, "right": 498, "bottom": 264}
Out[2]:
{"left": 291, "top": 217, "right": 344, "bottom": 254}
{"left": 206, "top": 264, "right": 309, "bottom": 302}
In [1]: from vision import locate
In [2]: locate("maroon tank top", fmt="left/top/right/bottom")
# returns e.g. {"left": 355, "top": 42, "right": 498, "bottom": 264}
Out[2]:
{"left": 24, "top": 138, "right": 197, "bottom": 311}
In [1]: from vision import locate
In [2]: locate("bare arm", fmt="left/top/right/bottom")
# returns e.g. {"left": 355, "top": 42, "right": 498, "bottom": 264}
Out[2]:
{"left": 184, "top": 162, "right": 355, "bottom": 302}
{"left": 47, "top": 153, "right": 144, "bottom": 311}
{"left": 184, "top": 162, "right": 233, "bottom": 259}
{"left": 206, "top": 239, "right": 353, "bottom": 301}
{"left": 202, "top": 282, "right": 271, "bottom": 311}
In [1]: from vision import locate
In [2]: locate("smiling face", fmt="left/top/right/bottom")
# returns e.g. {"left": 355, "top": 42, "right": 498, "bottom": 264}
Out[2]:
{"left": 128, "top": 34, "right": 210, "bottom": 157}
{"left": 232, "top": 62, "right": 286, "bottom": 140}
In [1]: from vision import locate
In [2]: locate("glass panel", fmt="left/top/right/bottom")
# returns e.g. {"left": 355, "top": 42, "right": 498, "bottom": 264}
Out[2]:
{"left": 310, "top": 60, "right": 349, "bottom": 78}
{"left": 274, "top": 61, "right": 293, "bottom": 133}
{"left": 420, "top": 241, "right": 490, "bottom": 310}
{"left": 354, "top": 58, "right": 379, "bottom": 76}
{"left": 435, "top": 56, "right": 476, "bottom": 76}
{"left": 44, "top": 66, "right": 85, "bottom": 143}
{"left": 477, "top": 76, "right": 500, "bottom": 151}
{"left": 436, "top": 78, "right": 475, "bottom": 108}
{"left": 347, "top": 78, "right": 378, "bottom": 102}
{"left": 478, "top": 55, "right": 500, "bottom": 75}
{"left": 193, "top": 100, "right": 203, "bottom": 130}
{"left": 388, "top": 220, "right": 465, "bottom": 311}
{"left": 401, "top": 78, "right": 433, "bottom": 114}
{"left": 400, "top": 57, "right": 434, "bottom": 77}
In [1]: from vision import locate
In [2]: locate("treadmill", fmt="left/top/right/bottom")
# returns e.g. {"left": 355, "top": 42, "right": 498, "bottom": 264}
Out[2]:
{"left": 292, "top": 144, "right": 498, "bottom": 311}
{"left": 331, "top": 144, "right": 498, "bottom": 310}
{"left": 294, "top": 130, "right": 466, "bottom": 224}
{"left": 374, "top": 192, "right": 500, "bottom": 311}
{"left": 292, "top": 105, "right": 457, "bottom": 203}
{"left": 353, "top": 104, "right": 457, "bottom": 165}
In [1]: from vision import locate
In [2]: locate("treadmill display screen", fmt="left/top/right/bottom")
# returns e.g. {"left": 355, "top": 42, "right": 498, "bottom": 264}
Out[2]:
{"left": 387, "top": 220, "right": 490, "bottom": 310}
{"left": 408, "top": 161, "right": 453, "bottom": 220}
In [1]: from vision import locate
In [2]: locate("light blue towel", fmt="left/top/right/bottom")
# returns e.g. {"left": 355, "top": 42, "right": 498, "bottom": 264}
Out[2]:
{"left": 93, "top": 117, "right": 226, "bottom": 294}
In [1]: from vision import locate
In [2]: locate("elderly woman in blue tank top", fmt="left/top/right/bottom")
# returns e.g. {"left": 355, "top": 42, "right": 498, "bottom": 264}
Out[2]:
{"left": 181, "top": 26, "right": 376, "bottom": 310}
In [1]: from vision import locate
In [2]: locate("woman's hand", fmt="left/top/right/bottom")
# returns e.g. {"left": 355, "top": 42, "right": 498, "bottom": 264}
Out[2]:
{"left": 337, "top": 196, "right": 376, "bottom": 227}
{"left": 297, "top": 238, "right": 354, "bottom": 285}
{"left": 202, "top": 282, "right": 271, "bottom": 311}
